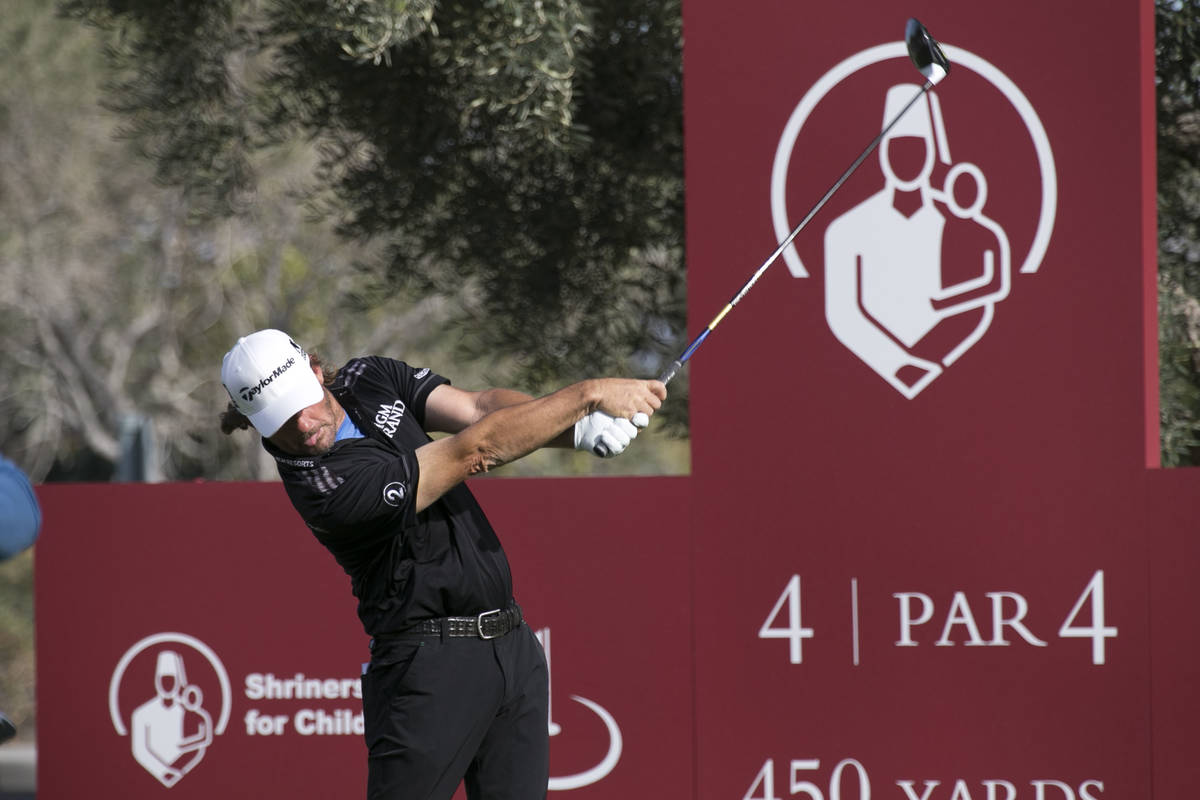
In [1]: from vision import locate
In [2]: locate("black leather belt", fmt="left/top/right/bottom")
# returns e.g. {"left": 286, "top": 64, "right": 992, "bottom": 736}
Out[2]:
{"left": 390, "top": 605, "right": 523, "bottom": 640}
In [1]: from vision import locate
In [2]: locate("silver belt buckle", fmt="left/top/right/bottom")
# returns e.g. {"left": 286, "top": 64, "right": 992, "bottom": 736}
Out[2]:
{"left": 476, "top": 608, "right": 502, "bottom": 639}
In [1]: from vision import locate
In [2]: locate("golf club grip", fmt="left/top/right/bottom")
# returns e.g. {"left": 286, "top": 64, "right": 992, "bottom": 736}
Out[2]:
{"left": 658, "top": 360, "right": 683, "bottom": 386}
{"left": 592, "top": 359, "right": 684, "bottom": 457}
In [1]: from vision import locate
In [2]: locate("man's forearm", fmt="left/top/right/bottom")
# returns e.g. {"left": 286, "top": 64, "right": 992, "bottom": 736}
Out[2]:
{"left": 473, "top": 388, "right": 536, "bottom": 418}
{"left": 475, "top": 382, "right": 600, "bottom": 467}
{"left": 475, "top": 388, "right": 576, "bottom": 448}
{"left": 424, "top": 385, "right": 534, "bottom": 434}
{"left": 414, "top": 377, "right": 665, "bottom": 511}
{"left": 414, "top": 381, "right": 600, "bottom": 510}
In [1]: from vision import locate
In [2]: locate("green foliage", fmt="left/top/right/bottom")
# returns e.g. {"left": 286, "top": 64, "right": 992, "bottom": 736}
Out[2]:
{"left": 1156, "top": 0, "right": 1200, "bottom": 465}
{"left": 46, "top": 0, "right": 1199, "bottom": 464}
{"left": 61, "top": 0, "right": 689, "bottom": 425}
{"left": 59, "top": 0, "right": 262, "bottom": 217}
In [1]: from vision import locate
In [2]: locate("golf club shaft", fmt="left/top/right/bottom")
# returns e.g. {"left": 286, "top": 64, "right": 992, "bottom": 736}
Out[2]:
{"left": 595, "top": 78, "right": 938, "bottom": 456}
{"left": 658, "top": 79, "right": 933, "bottom": 387}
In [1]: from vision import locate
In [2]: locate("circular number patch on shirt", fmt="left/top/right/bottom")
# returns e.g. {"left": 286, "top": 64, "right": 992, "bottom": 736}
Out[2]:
{"left": 382, "top": 482, "right": 407, "bottom": 507}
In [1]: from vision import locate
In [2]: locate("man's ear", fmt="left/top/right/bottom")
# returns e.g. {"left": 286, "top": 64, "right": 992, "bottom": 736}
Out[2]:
{"left": 312, "top": 364, "right": 325, "bottom": 383}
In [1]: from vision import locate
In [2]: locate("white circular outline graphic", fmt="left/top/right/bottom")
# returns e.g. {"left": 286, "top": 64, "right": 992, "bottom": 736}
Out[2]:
{"left": 109, "top": 632, "right": 232, "bottom": 736}
{"left": 382, "top": 481, "right": 406, "bottom": 507}
{"left": 770, "top": 42, "right": 1057, "bottom": 278}
{"left": 547, "top": 695, "right": 623, "bottom": 791}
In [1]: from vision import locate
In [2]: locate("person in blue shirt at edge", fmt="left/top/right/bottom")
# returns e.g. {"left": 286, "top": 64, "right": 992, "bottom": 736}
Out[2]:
{"left": 0, "top": 453, "right": 42, "bottom": 746}
{"left": 219, "top": 329, "right": 665, "bottom": 800}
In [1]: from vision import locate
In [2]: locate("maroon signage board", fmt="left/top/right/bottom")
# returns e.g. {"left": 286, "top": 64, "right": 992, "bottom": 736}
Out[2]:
{"left": 682, "top": 1, "right": 1189, "bottom": 799}
{"left": 31, "top": 0, "right": 1200, "bottom": 798}
{"left": 34, "top": 478, "right": 693, "bottom": 798}
{"left": 1146, "top": 468, "right": 1200, "bottom": 800}
{"left": 35, "top": 482, "right": 366, "bottom": 798}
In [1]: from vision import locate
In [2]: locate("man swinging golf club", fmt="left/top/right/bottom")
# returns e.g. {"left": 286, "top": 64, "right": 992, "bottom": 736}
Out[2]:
{"left": 219, "top": 329, "right": 665, "bottom": 799}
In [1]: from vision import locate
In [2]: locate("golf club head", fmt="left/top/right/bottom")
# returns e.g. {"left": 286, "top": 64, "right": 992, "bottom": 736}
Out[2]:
{"left": 906, "top": 18, "right": 950, "bottom": 85}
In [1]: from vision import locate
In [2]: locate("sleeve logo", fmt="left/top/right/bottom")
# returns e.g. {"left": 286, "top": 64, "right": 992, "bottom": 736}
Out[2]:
{"left": 382, "top": 482, "right": 407, "bottom": 507}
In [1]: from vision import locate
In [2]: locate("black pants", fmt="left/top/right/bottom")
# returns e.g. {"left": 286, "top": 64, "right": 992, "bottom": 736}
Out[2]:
{"left": 362, "top": 623, "right": 550, "bottom": 800}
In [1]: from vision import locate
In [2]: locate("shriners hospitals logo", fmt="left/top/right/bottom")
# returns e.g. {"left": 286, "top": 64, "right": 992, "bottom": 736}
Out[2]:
{"left": 109, "top": 633, "right": 232, "bottom": 788}
{"left": 771, "top": 41, "right": 1057, "bottom": 397}
{"left": 107, "top": 628, "right": 617, "bottom": 791}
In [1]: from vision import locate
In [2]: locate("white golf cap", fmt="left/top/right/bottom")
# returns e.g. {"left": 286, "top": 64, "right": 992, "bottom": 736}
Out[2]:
{"left": 221, "top": 329, "right": 324, "bottom": 437}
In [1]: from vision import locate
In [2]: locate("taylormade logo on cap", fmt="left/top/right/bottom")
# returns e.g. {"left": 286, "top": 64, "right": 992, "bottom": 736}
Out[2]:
{"left": 238, "top": 356, "right": 298, "bottom": 404}
{"left": 221, "top": 330, "right": 326, "bottom": 437}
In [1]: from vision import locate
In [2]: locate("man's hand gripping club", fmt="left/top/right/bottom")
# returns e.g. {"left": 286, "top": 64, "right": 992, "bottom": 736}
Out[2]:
{"left": 574, "top": 379, "right": 666, "bottom": 458}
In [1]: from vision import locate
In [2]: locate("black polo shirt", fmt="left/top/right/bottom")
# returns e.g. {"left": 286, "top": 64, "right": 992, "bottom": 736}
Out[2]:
{"left": 264, "top": 356, "right": 514, "bottom": 636}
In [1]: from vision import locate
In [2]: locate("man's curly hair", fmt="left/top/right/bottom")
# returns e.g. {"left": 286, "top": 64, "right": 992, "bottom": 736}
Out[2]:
{"left": 219, "top": 351, "right": 337, "bottom": 435}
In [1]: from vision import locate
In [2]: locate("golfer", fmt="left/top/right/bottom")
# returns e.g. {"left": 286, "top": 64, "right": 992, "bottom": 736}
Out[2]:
{"left": 219, "top": 329, "right": 665, "bottom": 799}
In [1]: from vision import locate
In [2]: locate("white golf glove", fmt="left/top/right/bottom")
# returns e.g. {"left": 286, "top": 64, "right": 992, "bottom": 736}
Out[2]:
{"left": 574, "top": 411, "right": 643, "bottom": 457}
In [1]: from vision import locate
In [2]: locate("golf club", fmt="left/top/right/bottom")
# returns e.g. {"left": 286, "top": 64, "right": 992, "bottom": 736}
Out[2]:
{"left": 595, "top": 18, "right": 951, "bottom": 456}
